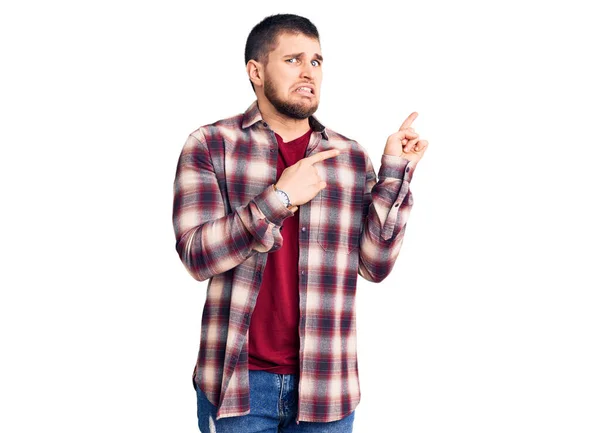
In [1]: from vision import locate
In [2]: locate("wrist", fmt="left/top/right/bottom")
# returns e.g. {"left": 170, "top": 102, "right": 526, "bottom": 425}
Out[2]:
{"left": 273, "top": 184, "right": 293, "bottom": 209}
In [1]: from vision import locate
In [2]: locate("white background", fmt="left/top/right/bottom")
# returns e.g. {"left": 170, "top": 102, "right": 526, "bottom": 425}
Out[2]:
{"left": 1, "top": 0, "right": 599, "bottom": 432}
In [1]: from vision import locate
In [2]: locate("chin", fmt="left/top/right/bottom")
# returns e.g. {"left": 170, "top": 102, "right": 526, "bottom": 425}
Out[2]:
{"left": 298, "top": 98, "right": 319, "bottom": 112}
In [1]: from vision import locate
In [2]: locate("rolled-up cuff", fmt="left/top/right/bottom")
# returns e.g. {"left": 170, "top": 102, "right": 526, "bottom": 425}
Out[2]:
{"left": 253, "top": 184, "right": 295, "bottom": 226}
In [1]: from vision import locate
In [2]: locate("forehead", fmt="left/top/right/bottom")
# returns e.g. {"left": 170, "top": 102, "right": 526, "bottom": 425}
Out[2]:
{"left": 269, "top": 32, "right": 321, "bottom": 56}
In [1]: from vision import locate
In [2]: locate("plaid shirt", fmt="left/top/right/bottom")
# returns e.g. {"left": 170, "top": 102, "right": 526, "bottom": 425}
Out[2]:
{"left": 172, "top": 100, "right": 416, "bottom": 423}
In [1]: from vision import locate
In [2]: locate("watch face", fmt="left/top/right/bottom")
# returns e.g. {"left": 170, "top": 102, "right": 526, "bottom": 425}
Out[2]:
{"left": 276, "top": 190, "right": 289, "bottom": 206}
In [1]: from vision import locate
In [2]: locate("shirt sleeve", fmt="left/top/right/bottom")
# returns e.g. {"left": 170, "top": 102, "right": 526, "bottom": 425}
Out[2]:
{"left": 358, "top": 153, "right": 415, "bottom": 283}
{"left": 172, "top": 130, "right": 295, "bottom": 282}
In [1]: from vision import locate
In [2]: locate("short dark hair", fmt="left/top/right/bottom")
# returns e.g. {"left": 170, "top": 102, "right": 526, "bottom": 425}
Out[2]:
{"left": 244, "top": 14, "right": 320, "bottom": 92}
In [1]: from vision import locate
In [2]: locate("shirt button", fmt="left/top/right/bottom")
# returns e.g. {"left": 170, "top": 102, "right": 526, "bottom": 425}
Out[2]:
{"left": 262, "top": 122, "right": 268, "bottom": 127}
{"left": 405, "top": 166, "right": 410, "bottom": 173}
{"left": 301, "top": 227, "right": 306, "bottom": 232}
{"left": 301, "top": 270, "right": 305, "bottom": 275}
{"left": 394, "top": 203, "right": 400, "bottom": 207}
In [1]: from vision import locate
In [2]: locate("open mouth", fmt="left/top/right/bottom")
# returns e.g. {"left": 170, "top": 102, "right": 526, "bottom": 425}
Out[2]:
{"left": 294, "top": 86, "right": 314, "bottom": 97}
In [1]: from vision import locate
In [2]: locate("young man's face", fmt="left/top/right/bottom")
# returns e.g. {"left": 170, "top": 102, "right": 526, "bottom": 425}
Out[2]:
{"left": 262, "top": 32, "right": 323, "bottom": 120}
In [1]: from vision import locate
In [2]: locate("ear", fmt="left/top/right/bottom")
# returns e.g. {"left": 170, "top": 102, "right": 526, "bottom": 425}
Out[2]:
{"left": 247, "top": 60, "right": 263, "bottom": 88}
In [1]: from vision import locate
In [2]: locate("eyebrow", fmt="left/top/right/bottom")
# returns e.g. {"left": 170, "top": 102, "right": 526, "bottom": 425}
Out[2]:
{"left": 284, "top": 52, "right": 324, "bottom": 62}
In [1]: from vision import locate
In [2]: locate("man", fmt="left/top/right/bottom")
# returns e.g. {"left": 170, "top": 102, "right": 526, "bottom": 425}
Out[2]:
{"left": 172, "top": 13, "right": 428, "bottom": 432}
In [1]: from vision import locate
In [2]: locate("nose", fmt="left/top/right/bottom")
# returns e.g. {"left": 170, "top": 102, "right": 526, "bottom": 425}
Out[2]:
{"left": 300, "top": 62, "right": 315, "bottom": 80}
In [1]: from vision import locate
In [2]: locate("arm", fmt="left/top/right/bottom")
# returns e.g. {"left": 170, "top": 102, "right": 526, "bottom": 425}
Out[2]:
{"left": 358, "top": 153, "right": 415, "bottom": 283}
{"left": 172, "top": 130, "right": 295, "bottom": 282}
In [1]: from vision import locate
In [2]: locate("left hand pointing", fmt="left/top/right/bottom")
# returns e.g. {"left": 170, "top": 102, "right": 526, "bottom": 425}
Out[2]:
{"left": 383, "top": 112, "right": 429, "bottom": 163}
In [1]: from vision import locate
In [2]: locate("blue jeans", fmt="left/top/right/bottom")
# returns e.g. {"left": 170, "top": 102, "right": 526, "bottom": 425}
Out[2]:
{"left": 195, "top": 370, "right": 355, "bottom": 432}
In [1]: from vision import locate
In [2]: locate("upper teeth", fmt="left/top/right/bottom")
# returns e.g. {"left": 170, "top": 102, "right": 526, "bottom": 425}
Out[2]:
{"left": 297, "top": 87, "right": 312, "bottom": 93}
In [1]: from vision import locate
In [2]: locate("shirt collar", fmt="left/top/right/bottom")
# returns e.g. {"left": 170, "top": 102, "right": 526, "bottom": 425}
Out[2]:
{"left": 242, "top": 99, "right": 329, "bottom": 140}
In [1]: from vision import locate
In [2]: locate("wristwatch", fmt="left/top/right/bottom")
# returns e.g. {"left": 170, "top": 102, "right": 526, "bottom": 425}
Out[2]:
{"left": 273, "top": 184, "right": 294, "bottom": 209}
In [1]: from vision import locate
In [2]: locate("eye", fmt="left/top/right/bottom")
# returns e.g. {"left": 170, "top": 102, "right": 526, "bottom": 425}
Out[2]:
{"left": 286, "top": 57, "right": 321, "bottom": 66}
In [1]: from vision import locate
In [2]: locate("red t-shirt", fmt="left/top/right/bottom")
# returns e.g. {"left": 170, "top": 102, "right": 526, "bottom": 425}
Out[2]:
{"left": 247, "top": 127, "right": 312, "bottom": 374}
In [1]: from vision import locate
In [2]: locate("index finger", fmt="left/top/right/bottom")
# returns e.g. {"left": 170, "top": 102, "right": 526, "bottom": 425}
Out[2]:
{"left": 305, "top": 148, "right": 341, "bottom": 165}
{"left": 399, "top": 112, "right": 418, "bottom": 131}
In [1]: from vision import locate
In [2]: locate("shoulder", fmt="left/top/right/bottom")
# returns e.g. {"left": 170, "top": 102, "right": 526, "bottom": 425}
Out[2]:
{"left": 324, "top": 126, "right": 370, "bottom": 158}
{"left": 188, "top": 110, "right": 246, "bottom": 143}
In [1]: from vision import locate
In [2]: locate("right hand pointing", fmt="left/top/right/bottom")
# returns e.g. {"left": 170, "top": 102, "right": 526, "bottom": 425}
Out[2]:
{"left": 275, "top": 148, "right": 341, "bottom": 207}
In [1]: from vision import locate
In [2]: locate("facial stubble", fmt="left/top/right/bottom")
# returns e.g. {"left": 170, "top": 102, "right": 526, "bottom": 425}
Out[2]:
{"left": 263, "top": 75, "right": 318, "bottom": 120}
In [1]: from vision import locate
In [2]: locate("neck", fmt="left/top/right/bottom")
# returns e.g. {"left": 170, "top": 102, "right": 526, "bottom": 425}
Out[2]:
{"left": 256, "top": 98, "right": 311, "bottom": 142}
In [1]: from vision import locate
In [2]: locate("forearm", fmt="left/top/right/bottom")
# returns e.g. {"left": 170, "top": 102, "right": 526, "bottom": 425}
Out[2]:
{"left": 175, "top": 184, "right": 294, "bottom": 282}
{"left": 358, "top": 154, "right": 415, "bottom": 283}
